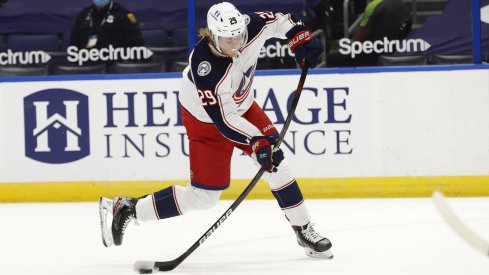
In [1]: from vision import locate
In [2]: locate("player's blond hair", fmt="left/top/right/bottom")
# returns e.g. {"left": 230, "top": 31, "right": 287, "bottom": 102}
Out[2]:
{"left": 198, "top": 27, "right": 212, "bottom": 39}
{"left": 199, "top": 27, "right": 220, "bottom": 49}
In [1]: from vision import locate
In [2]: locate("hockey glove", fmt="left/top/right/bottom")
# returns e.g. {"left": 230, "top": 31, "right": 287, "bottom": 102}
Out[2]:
{"left": 286, "top": 25, "right": 324, "bottom": 68}
{"left": 250, "top": 135, "right": 285, "bottom": 172}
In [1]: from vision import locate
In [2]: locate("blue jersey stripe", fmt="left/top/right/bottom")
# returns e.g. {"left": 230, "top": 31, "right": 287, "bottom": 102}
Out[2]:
{"left": 203, "top": 102, "right": 251, "bottom": 144}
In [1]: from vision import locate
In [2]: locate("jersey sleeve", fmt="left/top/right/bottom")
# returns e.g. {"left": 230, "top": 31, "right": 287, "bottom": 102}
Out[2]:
{"left": 190, "top": 43, "right": 261, "bottom": 145}
{"left": 246, "top": 11, "right": 299, "bottom": 40}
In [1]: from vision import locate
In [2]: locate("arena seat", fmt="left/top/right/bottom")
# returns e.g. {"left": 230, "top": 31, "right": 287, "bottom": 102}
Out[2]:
{"left": 171, "top": 28, "right": 188, "bottom": 47}
{"left": 431, "top": 54, "right": 473, "bottom": 65}
{"left": 107, "top": 61, "right": 166, "bottom": 74}
{"left": 378, "top": 54, "right": 428, "bottom": 66}
{"left": 0, "top": 33, "right": 6, "bottom": 51}
{"left": 0, "top": 65, "right": 49, "bottom": 76}
{"left": 142, "top": 29, "right": 170, "bottom": 47}
{"left": 171, "top": 60, "right": 188, "bottom": 72}
{"left": 148, "top": 46, "right": 187, "bottom": 62}
{"left": 51, "top": 63, "right": 106, "bottom": 75}
{"left": 60, "top": 32, "right": 71, "bottom": 50}
{"left": 7, "top": 33, "right": 59, "bottom": 52}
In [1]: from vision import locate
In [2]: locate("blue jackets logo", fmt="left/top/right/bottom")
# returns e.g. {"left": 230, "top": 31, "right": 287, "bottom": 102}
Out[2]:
{"left": 24, "top": 89, "right": 90, "bottom": 163}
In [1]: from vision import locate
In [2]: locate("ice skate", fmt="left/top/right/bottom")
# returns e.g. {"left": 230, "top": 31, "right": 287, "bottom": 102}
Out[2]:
{"left": 99, "top": 197, "right": 114, "bottom": 247}
{"left": 99, "top": 196, "right": 138, "bottom": 247}
{"left": 111, "top": 196, "right": 138, "bottom": 246}
{"left": 292, "top": 222, "right": 333, "bottom": 259}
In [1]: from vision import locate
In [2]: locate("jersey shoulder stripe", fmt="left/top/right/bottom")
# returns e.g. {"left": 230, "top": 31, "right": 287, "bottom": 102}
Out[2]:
{"left": 245, "top": 12, "right": 280, "bottom": 42}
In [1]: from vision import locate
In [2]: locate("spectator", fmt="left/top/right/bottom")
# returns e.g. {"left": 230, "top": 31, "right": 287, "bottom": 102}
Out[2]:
{"left": 328, "top": 0, "right": 412, "bottom": 67}
{"left": 70, "top": 0, "right": 144, "bottom": 49}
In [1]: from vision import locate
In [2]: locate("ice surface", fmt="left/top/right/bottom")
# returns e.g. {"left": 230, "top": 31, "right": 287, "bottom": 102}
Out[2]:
{"left": 1, "top": 198, "right": 489, "bottom": 275}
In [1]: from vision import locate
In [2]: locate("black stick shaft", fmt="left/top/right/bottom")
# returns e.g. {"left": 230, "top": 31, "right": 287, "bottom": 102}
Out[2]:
{"left": 153, "top": 63, "right": 310, "bottom": 272}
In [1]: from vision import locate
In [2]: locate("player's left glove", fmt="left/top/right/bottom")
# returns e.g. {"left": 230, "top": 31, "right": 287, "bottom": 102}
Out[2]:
{"left": 250, "top": 134, "right": 284, "bottom": 172}
{"left": 286, "top": 24, "right": 324, "bottom": 68}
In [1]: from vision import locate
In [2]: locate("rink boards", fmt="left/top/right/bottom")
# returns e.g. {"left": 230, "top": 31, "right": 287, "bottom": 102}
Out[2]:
{"left": 1, "top": 67, "right": 489, "bottom": 201}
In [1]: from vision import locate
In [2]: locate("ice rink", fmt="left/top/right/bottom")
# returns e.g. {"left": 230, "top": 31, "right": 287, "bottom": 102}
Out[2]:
{"left": 2, "top": 197, "right": 489, "bottom": 275}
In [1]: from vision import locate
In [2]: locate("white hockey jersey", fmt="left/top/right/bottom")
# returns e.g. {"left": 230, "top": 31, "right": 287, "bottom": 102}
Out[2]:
{"left": 179, "top": 11, "right": 298, "bottom": 145}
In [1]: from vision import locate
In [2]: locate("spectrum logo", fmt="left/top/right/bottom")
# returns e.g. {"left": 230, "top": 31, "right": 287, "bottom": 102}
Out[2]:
{"left": 24, "top": 89, "right": 90, "bottom": 164}
{"left": 0, "top": 50, "right": 51, "bottom": 65}
{"left": 67, "top": 46, "right": 153, "bottom": 66}
{"left": 339, "top": 37, "right": 431, "bottom": 58}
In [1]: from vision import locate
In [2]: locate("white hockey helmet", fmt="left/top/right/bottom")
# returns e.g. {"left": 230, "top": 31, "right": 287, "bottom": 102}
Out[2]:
{"left": 207, "top": 2, "right": 247, "bottom": 53}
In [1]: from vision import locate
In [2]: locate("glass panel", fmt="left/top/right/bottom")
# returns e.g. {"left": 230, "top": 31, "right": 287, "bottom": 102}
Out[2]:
{"left": 0, "top": 0, "right": 189, "bottom": 75}
{"left": 0, "top": 0, "right": 483, "bottom": 75}
{"left": 316, "top": 0, "right": 482, "bottom": 67}
{"left": 482, "top": 0, "right": 489, "bottom": 63}
{"left": 0, "top": 0, "right": 310, "bottom": 75}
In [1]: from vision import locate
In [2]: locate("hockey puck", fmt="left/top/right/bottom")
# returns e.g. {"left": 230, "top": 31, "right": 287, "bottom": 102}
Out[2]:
{"left": 139, "top": 269, "right": 153, "bottom": 274}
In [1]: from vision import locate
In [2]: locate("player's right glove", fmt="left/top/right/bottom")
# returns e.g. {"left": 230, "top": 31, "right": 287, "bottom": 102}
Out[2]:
{"left": 250, "top": 135, "right": 284, "bottom": 172}
{"left": 286, "top": 24, "right": 324, "bottom": 68}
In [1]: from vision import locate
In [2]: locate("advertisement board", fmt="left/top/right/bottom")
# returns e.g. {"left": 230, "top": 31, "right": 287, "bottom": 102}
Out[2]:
{"left": 0, "top": 72, "right": 375, "bottom": 182}
{"left": 1, "top": 68, "right": 488, "bottom": 200}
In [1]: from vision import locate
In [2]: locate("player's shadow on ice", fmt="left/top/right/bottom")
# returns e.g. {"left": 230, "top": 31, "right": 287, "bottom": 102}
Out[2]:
{"left": 176, "top": 257, "right": 315, "bottom": 273}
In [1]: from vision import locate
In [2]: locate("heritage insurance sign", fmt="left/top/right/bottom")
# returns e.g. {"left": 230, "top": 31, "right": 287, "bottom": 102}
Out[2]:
{"left": 2, "top": 70, "right": 489, "bottom": 184}
{"left": 0, "top": 73, "right": 372, "bottom": 183}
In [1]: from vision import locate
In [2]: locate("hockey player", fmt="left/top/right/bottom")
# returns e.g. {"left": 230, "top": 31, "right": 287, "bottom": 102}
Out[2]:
{"left": 99, "top": 2, "right": 332, "bottom": 259}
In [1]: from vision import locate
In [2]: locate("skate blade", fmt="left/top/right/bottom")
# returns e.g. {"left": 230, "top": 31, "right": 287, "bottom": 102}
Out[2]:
{"left": 304, "top": 247, "right": 333, "bottom": 259}
{"left": 99, "top": 197, "right": 114, "bottom": 247}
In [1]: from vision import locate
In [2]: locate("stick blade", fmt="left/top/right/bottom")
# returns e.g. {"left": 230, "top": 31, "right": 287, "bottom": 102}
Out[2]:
{"left": 133, "top": 261, "right": 155, "bottom": 273}
{"left": 154, "top": 260, "right": 179, "bottom": 271}
{"left": 432, "top": 190, "right": 489, "bottom": 256}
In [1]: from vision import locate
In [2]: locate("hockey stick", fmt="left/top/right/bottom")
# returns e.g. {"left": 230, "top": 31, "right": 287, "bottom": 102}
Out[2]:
{"left": 432, "top": 190, "right": 489, "bottom": 256}
{"left": 134, "top": 62, "right": 310, "bottom": 273}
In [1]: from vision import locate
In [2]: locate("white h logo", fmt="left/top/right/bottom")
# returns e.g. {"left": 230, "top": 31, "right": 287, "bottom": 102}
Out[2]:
{"left": 32, "top": 101, "right": 82, "bottom": 152}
